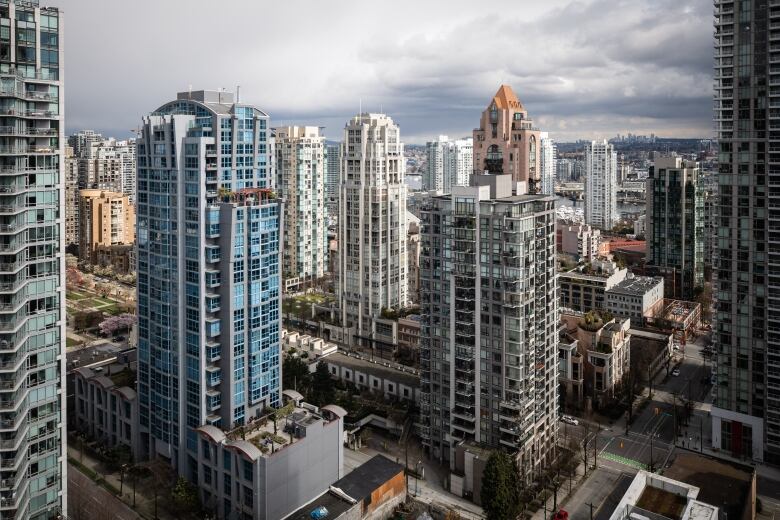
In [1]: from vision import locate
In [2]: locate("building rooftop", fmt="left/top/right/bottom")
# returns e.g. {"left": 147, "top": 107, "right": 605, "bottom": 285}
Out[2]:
{"left": 323, "top": 352, "right": 419, "bottom": 388}
{"left": 198, "top": 400, "right": 346, "bottom": 461}
{"left": 606, "top": 471, "right": 718, "bottom": 520}
{"left": 607, "top": 275, "right": 663, "bottom": 296}
{"left": 636, "top": 487, "right": 687, "bottom": 520}
{"left": 66, "top": 343, "right": 136, "bottom": 372}
{"left": 284, "top": 455, "right": 404, "bottom": 520}
{"left": 492, "top": 84, "right": 524, "bottom": 111}
{"left": 664, "top": 452, "right": 754, "bottom": 520}
{"left": 331, "top": 455, "right": 403, "bottom": 502}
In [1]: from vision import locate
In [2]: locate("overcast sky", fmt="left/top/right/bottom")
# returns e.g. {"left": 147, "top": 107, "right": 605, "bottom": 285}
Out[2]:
{"left": 51, "top": 0, "right": 712, "bottom": 144}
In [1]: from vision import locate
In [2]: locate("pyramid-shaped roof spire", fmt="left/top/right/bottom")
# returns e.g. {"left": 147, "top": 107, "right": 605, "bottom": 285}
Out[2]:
{"left": 491, "top": 84, "right": 524, "bottom": 111}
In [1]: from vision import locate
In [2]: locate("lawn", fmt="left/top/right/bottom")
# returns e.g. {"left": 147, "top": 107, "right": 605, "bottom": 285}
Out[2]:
{"left": 282, "top": 293, "right": 334, "bottom": 320}
{"left": 66, "top": 337, "right": 83, "bottom": 348}
{"left": 67, "top": 291, "right": 87, "bottom": 301}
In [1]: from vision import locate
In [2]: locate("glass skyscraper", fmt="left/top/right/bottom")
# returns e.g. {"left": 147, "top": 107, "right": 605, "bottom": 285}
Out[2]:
{"left": 0, "top": 1, "right": 64, "bottom": 518}
{"left": 712, "top": 0, "right": 778, "bottom": 464}
{"left": 136, "top": 90, "right": 282, "bottom": 479}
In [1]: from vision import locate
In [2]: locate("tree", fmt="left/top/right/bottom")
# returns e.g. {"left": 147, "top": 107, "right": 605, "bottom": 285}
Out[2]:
{"left": 98, "top": 313, "right": 136, "bottom": 336}
{"left": 282, "top": 353, "right": 312, "bottom": 394}
{"left": 73, "top": 310, "right": 104, "bottom": 332}
{"left": 66, "top": 267, "right": 85, "bottom": 288}
{"left": 480, "top": 451, "right": 521, "bottom": 520}
{"left": 311, "top": 361, "right": 335, "bottom": 406}
{"left": 171, "top": 476, "right": 201, "bottom": 515}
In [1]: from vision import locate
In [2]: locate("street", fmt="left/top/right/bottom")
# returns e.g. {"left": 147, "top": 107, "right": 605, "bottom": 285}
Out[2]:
{"left": 67, "top": 465, "right": 140, "bottom": 520}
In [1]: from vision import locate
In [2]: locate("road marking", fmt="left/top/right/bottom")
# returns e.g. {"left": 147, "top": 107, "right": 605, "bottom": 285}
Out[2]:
{"left": 600, "top": 452, "right": 647, "bottom": 470}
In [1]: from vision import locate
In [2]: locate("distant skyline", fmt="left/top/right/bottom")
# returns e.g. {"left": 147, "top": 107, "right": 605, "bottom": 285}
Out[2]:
{"left": 53, "top": 0, "right": 712, "bottom": 144}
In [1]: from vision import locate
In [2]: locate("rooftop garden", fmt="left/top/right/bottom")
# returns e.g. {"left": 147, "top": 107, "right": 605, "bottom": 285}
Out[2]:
{"left": 578, "top": 310, "right": 614, "bottom": 332}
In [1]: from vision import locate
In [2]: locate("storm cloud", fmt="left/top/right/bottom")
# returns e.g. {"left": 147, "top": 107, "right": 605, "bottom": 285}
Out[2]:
{"left": 53, "top": 0, "right": 713, "bottom": 143}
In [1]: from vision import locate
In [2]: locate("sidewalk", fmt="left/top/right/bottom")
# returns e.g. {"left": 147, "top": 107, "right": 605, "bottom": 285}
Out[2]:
{"left": 529, "top": 462, "right": 590, "bottom": 520}
{"left": 67, "top": 445, "right": 175, "bottom": 520}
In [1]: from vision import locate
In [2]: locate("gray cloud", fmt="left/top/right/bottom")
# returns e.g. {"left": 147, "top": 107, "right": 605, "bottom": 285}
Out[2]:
{"left": 51, "top": 0, "right": 712, "bottom": 143}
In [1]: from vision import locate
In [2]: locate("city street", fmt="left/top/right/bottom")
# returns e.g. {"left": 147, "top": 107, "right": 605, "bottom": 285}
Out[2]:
{"left": 67, "top": 465, "right": 140, "bottom": 520}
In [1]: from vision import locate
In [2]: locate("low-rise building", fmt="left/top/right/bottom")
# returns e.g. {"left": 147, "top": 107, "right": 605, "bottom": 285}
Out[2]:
{"left": 195, "top": 393, "right": 346, "bottom": 520}
{"left": 629, "top": 328, "right": 673, "bottom": 382}
{"left": 94, "top": 243, "right": 135, "bottom": 274}
{"left": 560, "top": 311, "right": 631, "bottom": 410}
{"left": 607, "top": 470, "right": 717, "bottom": 520}
{"left": 605, "top": 274, "right": 664, "bottom": 326}
{"left": 72, "top": 363, "right": 140, "bottom": 459}
{"left": 282, "top": 330, "right": 338, "bottom": 360}
{"left": 559, "top": 222, "right": 601, "bottom": 261}
{"left": 286, "top": 455, "right": 405, "bottom": 520}
{"left": 559, "top": 258, "right": 628, "bottom": 313}
{"left": 68, "top": 345, "right": 141, "bottom": 459}
{"left": 664, "top": 451, "right": 756, "bottom": 520}
{"left": 646, "top": 299, "right": 702, "bottom": 345}
{"left": 322, "top": 351, "right": 420, "bottom": 404}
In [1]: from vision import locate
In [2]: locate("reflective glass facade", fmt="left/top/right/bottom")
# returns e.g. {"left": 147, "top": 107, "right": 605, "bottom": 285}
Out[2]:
{"left": 0, "top": 1, "right": 64, "bottom": 518}
{"left": 136, "top": 91, "right": 281, "bottom": 480}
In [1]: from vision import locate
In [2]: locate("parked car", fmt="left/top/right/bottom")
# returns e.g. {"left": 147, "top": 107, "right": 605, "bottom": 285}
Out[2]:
{"left": 672, "top": 368, "right": 681, "bottom": 376}
{"left": 561, "top": 415, "right": 579, "bottom": 426}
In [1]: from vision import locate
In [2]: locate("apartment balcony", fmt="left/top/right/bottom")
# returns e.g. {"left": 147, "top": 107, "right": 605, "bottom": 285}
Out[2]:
{"left": 451, "top": 408, "right": 476, "bottom": 422}
{"left": 205, "top": 270, "right": 220, "bottom": 288}
{"left": 205, "top": 365, "right": 221, "bottom": 387}
{"left": 206, "top": 389, "right": 221, "bottom": 411}
{"left": 451, "top": 420, "right": 476, "bottom": 434}
{"left": 0, "top": 423, "right": 29, "bottom": 452}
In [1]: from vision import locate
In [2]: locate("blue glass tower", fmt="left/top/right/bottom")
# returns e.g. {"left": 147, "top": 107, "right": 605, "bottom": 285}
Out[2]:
{"left": 136, "top": 90, "right": 281, "bottom": 479}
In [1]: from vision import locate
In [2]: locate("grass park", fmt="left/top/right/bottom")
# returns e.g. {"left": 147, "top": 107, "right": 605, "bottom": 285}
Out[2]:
{"left": 281, "top": 292, "right": 334, "bottom": 321}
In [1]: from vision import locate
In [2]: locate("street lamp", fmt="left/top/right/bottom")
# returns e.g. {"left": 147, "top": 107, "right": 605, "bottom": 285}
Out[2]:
{"left": 414, "top": 460, "right": 423, "bottom": 496}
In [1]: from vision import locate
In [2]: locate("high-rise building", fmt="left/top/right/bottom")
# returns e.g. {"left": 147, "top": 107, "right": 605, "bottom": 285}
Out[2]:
{"left": 275, "top": 126, "right": 327, "bottom": 292}
{"left": 444, "top": 137, "right": 473, "bottom": 190}
{"left": 77, "top": 189, "right": 136, "bottom": 265}
{"left": 325, "top": 142, "right": 340, "bottom": 222}
{"left": 540, "top": 132, "right": 556, "bottom": 195}
{"left": 419, "top": 174, "right": 558, "bottom": 477}
{"left": 67, "top": 129, "right": 102, "bottom": 158}
{"left": 584, "top": 140, "right": 618, "bottom": 230}
{"left": 645, "top": 156, "right": 704, "bottom": 300}
{"left": 424, "top": 135, "right": 446, "bottom": 192}
{"left": 473, "top": 85, "right": 542, "bottom": 192}
{"left": 425, "top": 135, "right": 473, "bottom": 192}
{"left": 0, "top": 1, "right": 65, "bottom": 518}
{"left": 136, "top": 90, "right": 281, "bottom": 478}
{"left": 711, "top": 1, "right": 775, "bottom": 463}
{"left": 338, "top": 113, "right": 408, "bottom": 343}
{"left": 65, "top": 145, "right": 79, "bottom": 246}
{"left": 75, "top": 137, "right": 136, "bottom": 202}
{"left": 556, "top": 158, "right": 573, "bottom": 182}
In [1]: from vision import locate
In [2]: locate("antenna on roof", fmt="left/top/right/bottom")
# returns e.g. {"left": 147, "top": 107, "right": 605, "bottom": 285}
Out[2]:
{"left": 188, "top": 84, "right": 192, "bottom": 100}
{"left": 359, "top": 98, "right": 362, "bottom": 116}
{"left": 237, "top": 85, "right": 241, "bottom": 103}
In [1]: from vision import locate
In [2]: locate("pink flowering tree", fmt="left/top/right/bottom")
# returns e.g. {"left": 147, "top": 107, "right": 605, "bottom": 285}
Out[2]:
{"left": 99, "top": 313, "right": 137, "bottom": 336}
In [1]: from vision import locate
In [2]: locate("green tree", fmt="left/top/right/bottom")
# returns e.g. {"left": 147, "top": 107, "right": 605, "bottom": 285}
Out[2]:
{"left": 481, "top": 451, "right": 521, "bottom": 520}
{"left": 311, "top": 361, "right": 335, "bottom": 406}
{"left": 282, "top": 353, "right": 312, "bottom": 394}
{"left": 171, "top": 476, "right": 201, "bottom": 515}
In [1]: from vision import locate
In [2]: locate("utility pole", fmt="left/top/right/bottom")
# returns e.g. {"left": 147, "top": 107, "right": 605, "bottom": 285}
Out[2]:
{"left": 673, "top": 394, "right": 677, "bottom": 445}
{"left": 700, "top": 415, "right": 704, "bottom": 453}
{"left": 588, "top": 502, "right": 595, "bottom": 520}
{"left": 648, "top": 366, "right": 653, "bottom": 398}
{"left": 650, "top": 433, "right": 654, "bottom": 472}
{"left": 593, "top": 423, "right": 600, "bottom": 469}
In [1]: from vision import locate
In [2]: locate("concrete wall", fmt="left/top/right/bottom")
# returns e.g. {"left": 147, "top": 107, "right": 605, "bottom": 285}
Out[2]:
{"left": 264, "top": 419, "right": 343, "bottom": 520}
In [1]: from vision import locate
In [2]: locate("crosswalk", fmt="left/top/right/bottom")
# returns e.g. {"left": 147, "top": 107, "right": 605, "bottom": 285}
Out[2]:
{"left": 600, "top": 451, "right": 647, "bottom": 471}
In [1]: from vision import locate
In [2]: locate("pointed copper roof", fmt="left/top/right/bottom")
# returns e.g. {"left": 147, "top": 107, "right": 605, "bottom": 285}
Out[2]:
{"left": 491, "top": 84, "right": 524, "bottom": 111}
